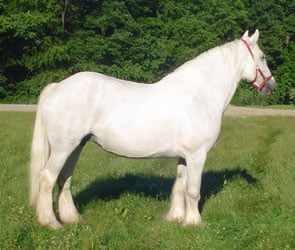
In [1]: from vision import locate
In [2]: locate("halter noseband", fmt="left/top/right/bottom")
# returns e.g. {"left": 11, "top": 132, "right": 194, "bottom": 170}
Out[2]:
{"left": 241, "top": 39, "right": 273, "bottom": 91}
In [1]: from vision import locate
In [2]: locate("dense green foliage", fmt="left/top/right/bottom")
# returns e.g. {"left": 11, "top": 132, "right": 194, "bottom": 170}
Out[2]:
{"left": 0, "top": 112, "right": 294, "bottom": 248}
{"left": 0, "top": 0, "right": 294, "bottom": 104}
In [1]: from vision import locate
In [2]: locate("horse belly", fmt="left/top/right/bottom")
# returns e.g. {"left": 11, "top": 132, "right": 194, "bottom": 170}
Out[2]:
{"left": 91, "top": 122, "right": 180, "bottom": 158}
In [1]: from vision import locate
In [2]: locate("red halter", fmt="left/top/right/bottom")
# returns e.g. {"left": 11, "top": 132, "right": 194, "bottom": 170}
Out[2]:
{"left": 241, "top": 39, "right": 273, "bottom": 91}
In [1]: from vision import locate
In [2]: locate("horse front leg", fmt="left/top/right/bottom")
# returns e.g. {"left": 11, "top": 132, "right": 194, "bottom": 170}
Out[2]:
{"left": 57, "top": 145, "right": 83, "bottom": 224}
{"left": 166, "top": 158, "right": 187, "bottom": 222}
{"left": 183, "top": 149, "right": 207, "bottom": 226}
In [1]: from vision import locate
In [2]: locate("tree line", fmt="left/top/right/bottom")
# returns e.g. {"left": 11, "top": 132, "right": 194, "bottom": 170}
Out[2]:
{"left": 0, "top": 0, "right": 294, "bottom": 105}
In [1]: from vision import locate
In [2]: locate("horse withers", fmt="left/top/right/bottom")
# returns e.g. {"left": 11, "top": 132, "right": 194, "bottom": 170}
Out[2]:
{"left": 30, "top": 30, "right": 275, "bottom": 229}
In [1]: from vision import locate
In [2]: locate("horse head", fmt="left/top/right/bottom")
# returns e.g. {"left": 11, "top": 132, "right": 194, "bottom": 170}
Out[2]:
{"left": 241, "top": 30, "right": 276, "bottom": 95}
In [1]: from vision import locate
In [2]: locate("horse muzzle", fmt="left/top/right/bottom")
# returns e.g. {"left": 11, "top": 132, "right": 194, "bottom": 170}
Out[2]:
{"left": 258, "top": 77, "right": 276, "bottom": 95}
{"left": 249, "top": 67, "right": 276, "bottom": 95}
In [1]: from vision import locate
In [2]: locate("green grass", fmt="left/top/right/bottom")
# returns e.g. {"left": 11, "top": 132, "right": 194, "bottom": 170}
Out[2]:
{"left": 0, "top": 112, "right": 294, "bottom": 249}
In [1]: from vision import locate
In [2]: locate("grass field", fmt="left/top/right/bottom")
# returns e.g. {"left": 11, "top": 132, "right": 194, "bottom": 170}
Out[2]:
{"left": 0, "top": 111, "right": 294, "bottom": 249}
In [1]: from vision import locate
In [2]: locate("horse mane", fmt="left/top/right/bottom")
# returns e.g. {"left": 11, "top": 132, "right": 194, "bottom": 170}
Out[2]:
{"left": 166, "top": 39, "right": 240, "bottom": 78}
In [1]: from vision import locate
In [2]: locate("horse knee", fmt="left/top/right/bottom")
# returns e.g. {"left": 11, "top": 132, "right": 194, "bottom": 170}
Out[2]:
{"left": 187, "top": 189, "right": 200, "bottom": 201}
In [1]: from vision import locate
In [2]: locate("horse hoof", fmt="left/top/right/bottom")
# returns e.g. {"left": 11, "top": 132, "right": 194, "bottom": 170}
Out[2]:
{"left": 165, "top": 213, "right": 185, "bottom": 223}
{"left": 44, "top": 220, "right": 62, "bottom": 230}
{"left": 182, "top": 217, "right": 202, "bottom": 227}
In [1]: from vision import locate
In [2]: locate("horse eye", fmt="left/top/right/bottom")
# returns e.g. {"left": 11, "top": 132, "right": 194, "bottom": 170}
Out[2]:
{"left": 261, "top": 55, "right": 266, "bottom": 60}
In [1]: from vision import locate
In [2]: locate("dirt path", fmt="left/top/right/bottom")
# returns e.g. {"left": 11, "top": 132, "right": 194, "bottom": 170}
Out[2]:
{"left": 0, "top": 104, "right": 37, "bottom": 112}
{"left": 0, "top": 104, "right": 294, "bottom": 116}
{"left": 224, "top": 105, "right": 295, "bottom": 117}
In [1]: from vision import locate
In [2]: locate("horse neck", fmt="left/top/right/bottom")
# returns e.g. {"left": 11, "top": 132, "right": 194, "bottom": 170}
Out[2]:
{"left": 205, "top": 40, "right": 244, "bottom": 108}
{"left": 160, "top": 40, "right": 244, "bottom": 111}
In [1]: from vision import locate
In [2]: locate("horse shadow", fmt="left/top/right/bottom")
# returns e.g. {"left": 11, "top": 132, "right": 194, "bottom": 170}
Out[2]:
{"left": 74, "top": 167, "right": 257, "bottom": 213}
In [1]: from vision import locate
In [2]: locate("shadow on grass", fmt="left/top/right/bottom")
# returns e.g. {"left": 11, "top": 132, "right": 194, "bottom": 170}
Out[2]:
{"left": 199, "top": 168, "right": 257, "bottom": 212}
{"left": 75, "top": 167, "right": 257, "bottom": 213}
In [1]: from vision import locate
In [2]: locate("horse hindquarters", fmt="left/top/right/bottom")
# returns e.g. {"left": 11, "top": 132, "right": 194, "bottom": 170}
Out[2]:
{"left": 30, "top": 82, "right": 81, "bottom": 229}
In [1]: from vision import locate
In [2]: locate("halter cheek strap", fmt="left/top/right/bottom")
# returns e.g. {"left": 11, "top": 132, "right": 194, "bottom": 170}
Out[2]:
{"left": 241, "top": 39, "right": 255, "bottom": 59}
{"left": 241, "top": 39, "right": 272, "bottom": 91}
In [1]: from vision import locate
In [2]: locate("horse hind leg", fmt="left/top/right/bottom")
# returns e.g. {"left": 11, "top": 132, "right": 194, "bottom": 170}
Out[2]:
{"left": 37, "top": 150, "right": 71, "bottom": 229}
{"left": 57, "top": 145, "right": 83, "bottom": 224}
{"left": 166, "top": 158, "right": 187, "bottom": 222}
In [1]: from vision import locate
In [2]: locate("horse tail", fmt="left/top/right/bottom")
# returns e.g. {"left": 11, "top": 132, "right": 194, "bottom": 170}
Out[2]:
{"left": 29, "top": 83, "right": 57, "bottom": 206}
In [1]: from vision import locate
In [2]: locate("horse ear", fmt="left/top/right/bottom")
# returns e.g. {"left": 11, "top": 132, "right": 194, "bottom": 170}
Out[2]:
{"left": 249, "top": 29, "right": 259, "bottom": 45}
{"left": 242, "top": 30, "right": 249, "bottom": 39}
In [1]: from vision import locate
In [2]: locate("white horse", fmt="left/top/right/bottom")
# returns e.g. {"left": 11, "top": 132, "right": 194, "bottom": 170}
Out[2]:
{"left": 30, "top": 30, "right": 275, "bottom": 229}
